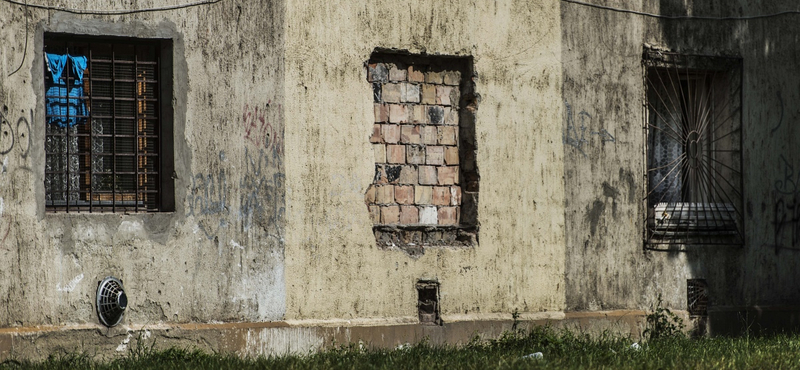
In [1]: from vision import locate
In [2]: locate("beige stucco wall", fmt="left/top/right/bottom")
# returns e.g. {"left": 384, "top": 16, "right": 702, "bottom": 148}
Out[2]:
{"left": 282, "top": 0, "right": 566, "bottom": 321}
{"left": 0, "top": 0, "right": 286, "bottom": 326}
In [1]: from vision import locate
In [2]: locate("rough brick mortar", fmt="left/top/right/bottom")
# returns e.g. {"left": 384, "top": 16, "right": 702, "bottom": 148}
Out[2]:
{"left": 365, "top": 51, "right": 479, "bottom": 255}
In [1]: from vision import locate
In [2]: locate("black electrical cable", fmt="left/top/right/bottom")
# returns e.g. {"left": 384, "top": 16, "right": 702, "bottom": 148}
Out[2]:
{"left": 4, "top": 0, "right": 224, "bottom": 76}
{"left": 562, "top": 0, "right": 800, "bottom": 21}
{"left": 7, "top": 0, "right": 28, "bottom": 77}
{"left": 0, "top": 0, "right": 223, "bottom": 15}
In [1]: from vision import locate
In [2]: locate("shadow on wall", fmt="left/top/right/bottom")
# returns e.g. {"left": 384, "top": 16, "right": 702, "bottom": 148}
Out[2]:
{"left": 654, "top": 0, "right": 800, "bottom": 336}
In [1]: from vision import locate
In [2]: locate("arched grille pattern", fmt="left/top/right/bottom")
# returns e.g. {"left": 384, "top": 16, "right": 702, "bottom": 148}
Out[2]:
{"left": 643, "top": 50, "right": 743, "bottom": 248}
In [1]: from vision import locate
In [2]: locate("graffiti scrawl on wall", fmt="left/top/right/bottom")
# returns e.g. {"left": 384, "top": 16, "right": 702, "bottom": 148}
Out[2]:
{"left": 563, "top": 101, "right": 615, "bottom": 157}
{"left": 186, "top": 148, "right": 285, "bottom": 243}
{"left": 243, "top": 102, "right": 283, "bottom": 156}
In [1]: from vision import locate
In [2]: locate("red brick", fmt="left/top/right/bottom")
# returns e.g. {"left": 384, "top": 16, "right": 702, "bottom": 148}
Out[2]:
{"left": 438, "top": 126, "right": 457, "bottom": 145}
{"left": 436, "top": 85, "right": 453, "bottom": 105}
{"left": 421, "top": 84, "right": 436, "bottom": 104}
{"left": 438, "top": 206, "right": 458, "bottom": 225}
{"left": 369, "top": 205, "right": 380, "bottom": 223}
{"left": 444, "top": 146, "right": 459, "bottom": 165}
{"left": 419, "top": 206, "right": 438, "bottom": 224}
{"left": 443, "top": 107, "right": 458, "bottom": 125}
{"left": 400, "top": 125, "right": 421, "bottom": 144}
{"left": 386, "top": 144, "right": 406, "bottom": 164}
{"left": 442, "top": 71, "right": 461, "bottom": 86}
{"left": 389, "top": 65, "right": 407, "bottom": 82}
{"left": 398, "top": 165, "right": 418, "bottom": 184}
{"left": 375, "top": 103, "right": 389, "bottom": 123}
{"left": 373, "top": 144, "right": 386, "bottom": 163}
{"left": 395, "top": 185, "right": 414, "bottom": 205}
{"left": 401, "top": 83, "right": 420, "bottom": 103}
{"left": 364, "top": 185, "right": 377, "bottom": 204}
{"left": 408, "top": 66, "right": 424, "bottom": 82}
{"left": 374, "top": 165, "right": 388, "bottom": 185}
{"left": 382, "top": 124, "right": 400, "bottom": 143}
{"left": 375, "top": 185, "right": 394, "bottom": 204}
{"left": 421, "top": 126, "right": 438, "bottom": 145}
{"left": 426, "top": 146, "right": 444, "bottom": 165}
{"left": 450, "top": 186, "right": 462, "bottom": 206}
{"left": 389, "top": 104, "right": 408, "bottom": 123}
{"left": 406, "top": 145, "right": 425, "bottom": 164}
{"left": 419, "top": 166, "right": 437, "bottom": 185}
{"left": 411, "top": 105, "right": 428, "bottom": 124}
{"left": 370, "top": 124, "right": 382, "bottom": 143}
{"left": 381, "top": 205, "right": 400, "bottom": 224}
{"left": 382, "top": 83, "right": 401, "bottom": 103}
{"left": 367, "top": 63, "right": 388, "bottom": 82}
{"left": 432, "top": 186, "right": 451, "bottom": 206}
{"left": 437, "top": 166, "right": 458, "bottom": 185}
{"left": 414, "top": 185, "right": 432, "bottom": 204}
{"left": 428, "top": 106, "right": 444, "bottom": 125}
{"left": 399, "top": 205, "right": 419, "bottom": 224}
{"left": 425, "top": 71, "right": 443, "bottom": 84}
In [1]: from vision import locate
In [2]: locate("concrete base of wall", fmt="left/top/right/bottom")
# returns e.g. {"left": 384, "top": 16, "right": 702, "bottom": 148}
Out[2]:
{"left": 0, "top": 310, "right": 649, "bottom": 361}
{"left": 709, "top": 306, "right": 800, "bottom": 336}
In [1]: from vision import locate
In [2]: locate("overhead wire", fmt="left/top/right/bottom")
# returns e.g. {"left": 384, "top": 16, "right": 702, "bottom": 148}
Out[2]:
{"left": 4, "top": 0, "right": 224, "bottom": 76}
{"left": 0, "top": 0, "right": 223, "bottom": 15}
{"left": 7, "top": 0, "right": 27, "bottom": 77}
{"left": 562, "top": 0, "right": 800, "bottom": 21}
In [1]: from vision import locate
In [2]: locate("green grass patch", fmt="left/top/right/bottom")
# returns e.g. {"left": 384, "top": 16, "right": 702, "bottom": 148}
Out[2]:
{"left": 4, "top": 326, "right": 800, "bottom": 369}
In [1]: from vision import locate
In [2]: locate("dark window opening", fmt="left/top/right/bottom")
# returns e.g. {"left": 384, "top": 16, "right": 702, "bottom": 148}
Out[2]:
{"left": 44, "top": 34, "right": 173, "bottom": 212}
{"left": 643, "top": 49, "right": 743, "bottom": 248}
{"left": 416, "top": 280, "right": 442, "bottom": 326}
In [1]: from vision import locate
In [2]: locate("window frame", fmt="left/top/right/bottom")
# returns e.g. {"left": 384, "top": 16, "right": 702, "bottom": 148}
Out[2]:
{"left": 642, "top": 49, "right": 744, "bottom": 249}
{"left": 43, "top": 33, "right": 174, "bottom": 213}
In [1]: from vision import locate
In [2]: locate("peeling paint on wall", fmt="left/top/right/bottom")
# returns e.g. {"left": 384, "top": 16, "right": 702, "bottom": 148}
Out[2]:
{"left": 56, "top": 273, "right": 83, "bottom": 292}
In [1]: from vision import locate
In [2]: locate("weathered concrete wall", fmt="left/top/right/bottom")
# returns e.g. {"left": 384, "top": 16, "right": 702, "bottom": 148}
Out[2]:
{"left": 0, "top": 0, "right": 286, "bottom": 326}
{"left": 561, "top": 0, "right": 800, "bottom": 331}
{"left": 282, "top": 0, "right": 566, "bottom": 322}
{"left": 2, "top": 0, "right": 796, "bottom": 360}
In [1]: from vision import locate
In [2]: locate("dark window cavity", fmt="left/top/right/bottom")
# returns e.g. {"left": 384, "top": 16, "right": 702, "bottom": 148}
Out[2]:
{"left": 643, "top": 49, "right": 743, "bottom": 248}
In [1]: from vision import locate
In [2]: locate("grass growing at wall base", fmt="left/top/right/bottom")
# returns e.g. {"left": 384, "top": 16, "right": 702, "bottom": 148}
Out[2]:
{"left": 4, "top": 327, "right": 800, "bottom": 369}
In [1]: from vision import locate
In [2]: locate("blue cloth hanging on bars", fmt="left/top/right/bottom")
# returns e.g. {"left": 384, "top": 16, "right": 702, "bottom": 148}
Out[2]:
{"left": 45, "top": 53, "right": 88, "bottom": 128}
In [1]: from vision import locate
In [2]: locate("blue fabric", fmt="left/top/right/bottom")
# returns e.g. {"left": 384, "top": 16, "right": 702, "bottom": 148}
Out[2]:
{"left": 69, "top": 55, "right": 87, "bottom": 81}
{"left": 46, "top": 53, "right": 67, "bottom": 81}
{"left": 45, "top": 53, "right": 87, "bottom": 127}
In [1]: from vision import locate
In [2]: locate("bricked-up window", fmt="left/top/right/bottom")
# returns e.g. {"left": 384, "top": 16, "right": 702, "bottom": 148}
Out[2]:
{"left": 643, "top": 49, "right": 742, "bottom": 248}
{"left": 44, "top": 34, "right": 174, "bottom": 212}
{"left": 365, "top": 52, "right": 478, "bottom": 251}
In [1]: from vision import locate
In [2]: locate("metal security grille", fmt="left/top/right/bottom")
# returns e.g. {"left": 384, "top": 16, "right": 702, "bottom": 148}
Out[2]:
{"left": 687, "top": 279, "right": 709, "bottom": 316}
{"left": 45, "top": 37, "right": 161, "bottom": 212}
{"left": 643, "top": 50, "right": 743, "bottom": 249}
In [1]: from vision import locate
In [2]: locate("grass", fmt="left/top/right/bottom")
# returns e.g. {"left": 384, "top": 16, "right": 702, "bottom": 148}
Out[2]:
{"left": 4, "top": 326, "right": 800, "bottom": 369}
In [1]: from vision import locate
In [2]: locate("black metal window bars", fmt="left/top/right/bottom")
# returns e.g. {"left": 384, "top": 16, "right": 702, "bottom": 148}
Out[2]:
{"left": 643, "top": 49, "right": 744, "bottom": 249}
{"left": 45, "top": 37, "right": 162, "bottom": 212}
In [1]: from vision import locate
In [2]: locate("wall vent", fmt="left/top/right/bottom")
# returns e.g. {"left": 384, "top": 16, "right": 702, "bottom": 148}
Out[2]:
{"left": 416, "top": 280, "right": 442, "bottom": 326}
{"left": 96, "top": 276, "right": 128, "bottom": 327}
{"left": 687, "top": 279, "right": 708, "bottom": 316}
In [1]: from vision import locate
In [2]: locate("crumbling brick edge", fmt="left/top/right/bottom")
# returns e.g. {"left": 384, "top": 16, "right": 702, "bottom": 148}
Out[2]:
{"left": 374, "top": 225, "right": 479, "bottom": 256}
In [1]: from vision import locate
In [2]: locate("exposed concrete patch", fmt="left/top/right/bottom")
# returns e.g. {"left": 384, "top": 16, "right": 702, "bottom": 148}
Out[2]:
{"left": 242, "top": 327, "right": 325, "bottom": 357}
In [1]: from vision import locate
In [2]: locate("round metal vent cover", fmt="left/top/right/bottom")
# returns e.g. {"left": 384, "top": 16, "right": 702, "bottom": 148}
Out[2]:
{"left": 96, "top": 276, "right": 127, "bottom": 327}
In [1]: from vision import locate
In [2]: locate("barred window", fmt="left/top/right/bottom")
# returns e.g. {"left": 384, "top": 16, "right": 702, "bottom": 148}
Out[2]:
{"left": 44, "top": 35, "right": 173, "bottom": 212}
{"left": 643, "top": 50, "right": 743, "bottom": 248}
